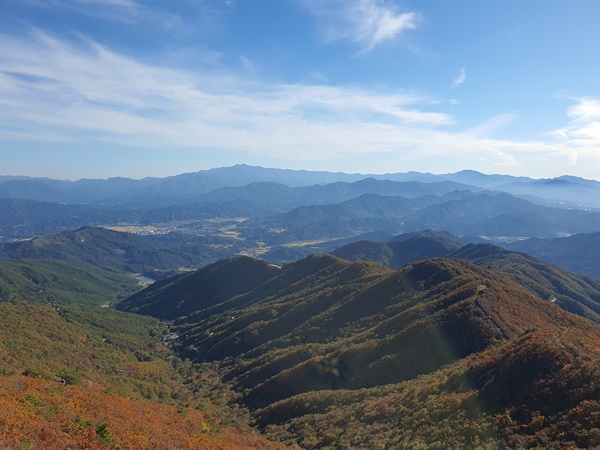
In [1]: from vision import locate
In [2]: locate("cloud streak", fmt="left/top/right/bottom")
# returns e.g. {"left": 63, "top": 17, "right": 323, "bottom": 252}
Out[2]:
{"left": 303, "top": 0, "right": 420, "bottom": 54}
{"left": 451, "top": 67, "right": 466, "bottom": 88}
{"left": 26, "top": 0, "right": 222, "bottom": 38}
{"left": 0, "top": 31, "right": 597, "bottom": 176}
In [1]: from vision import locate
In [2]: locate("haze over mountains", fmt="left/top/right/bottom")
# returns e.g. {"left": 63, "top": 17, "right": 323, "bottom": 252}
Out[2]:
{"left": 2, "top": 165, "right": 598, "bottom": 206}
{"left": 1, "top": 166, "right": 599, "bottom": 250}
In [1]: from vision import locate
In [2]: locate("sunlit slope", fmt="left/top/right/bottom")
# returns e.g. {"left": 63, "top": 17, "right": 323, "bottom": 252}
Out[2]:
{"left": 329, "top": 233, "right": 600, "bottom": 324}
{"left": 0, "top": 301, "right": 282, "bottom": 449}
{"left": 448, "top": 243, "right": 600, "bottom": 324}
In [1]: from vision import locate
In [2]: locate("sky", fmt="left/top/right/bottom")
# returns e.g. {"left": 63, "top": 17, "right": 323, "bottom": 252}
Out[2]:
{"left": 1, "top": 0, "right": 599, "bottom": 181}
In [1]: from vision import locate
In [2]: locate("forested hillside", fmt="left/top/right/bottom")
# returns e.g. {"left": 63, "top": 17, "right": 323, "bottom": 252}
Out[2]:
{"left": 329, "top": 233, "right": 600, "bottom": 324}
{"left": 0, "top": 259, "right": 140, "bottom": 306}
{"left": 0, "top": 226, "right": 232, "bottom": 279}
{"left": 0, "top": 262, "right": 284, "bottom": 449}
{"left": 120, "top": 254, "right": 600, "bottom": 448}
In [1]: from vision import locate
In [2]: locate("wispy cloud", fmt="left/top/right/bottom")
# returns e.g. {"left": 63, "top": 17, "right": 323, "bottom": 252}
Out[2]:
{"left": 24, "top": 0, "right": 222, "bottom": 37}
{"left": 464, "top": 113, "right": 517, "bottom": 137}
{"left": 303, "top": 0, "right": 420, "bottom": 54}
{"left": 451, "top": 67, "right": 466, "bottom": 88}
{"left": 0, "top": 31, "right": 597, "bottom": 176}
{"left": 0, "top": 31, "right": 449, "bottom": 146}
{"left": 551, "top": 97, "right": 600, "bottom": 165}
{"left": 43, "top": 0, "right": 154, "bottom": 24}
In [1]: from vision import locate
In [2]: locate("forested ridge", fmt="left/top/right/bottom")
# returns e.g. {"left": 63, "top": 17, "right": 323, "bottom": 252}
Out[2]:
{"left": 120, "top": 254, "right": 600, "bottom": 448}
{"left": 1, "top": 228, "right": 599, "bottom": 448}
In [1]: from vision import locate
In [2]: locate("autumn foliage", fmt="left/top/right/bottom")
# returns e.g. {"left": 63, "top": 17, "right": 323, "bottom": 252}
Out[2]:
{"left": 0, "top": 374, "right": 279, "bottom": 449}
{"left": 0, "top": 301, "right": 283, "bottom": 449}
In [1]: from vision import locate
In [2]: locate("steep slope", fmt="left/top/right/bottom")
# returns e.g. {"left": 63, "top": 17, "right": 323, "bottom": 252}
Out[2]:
{"left": 260, "top": 231, "right": 394, "bottom": 266}
{"left": 261, "top": 325, "right": 600, "bottom": 449}
{"left": 449, "top": 243, "right": 600, "bottom": 324}
{"left": 0, "top": 301, "right": 282, "bottom": 450}
{"left": 119, "top": 253, "right": 600, "bottom": 448}
{"left": 330, "top": 240, "right": 394, "bottom": 267}
{"left": 119, "top": 256, "right": 281, "bottom": 319}
{"left": 329, "top": 235, "right": 600, "bottom": 324}
{"left": 387, "top": 230, "right": 463, "bottom": 267}
{"left": 121, "top": 255, "right": 593, "bottom": 405}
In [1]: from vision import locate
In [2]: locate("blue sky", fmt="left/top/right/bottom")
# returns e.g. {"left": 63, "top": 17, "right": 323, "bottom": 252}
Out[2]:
{"left": 1, "top": 0, "right": 598, "bottom": 180}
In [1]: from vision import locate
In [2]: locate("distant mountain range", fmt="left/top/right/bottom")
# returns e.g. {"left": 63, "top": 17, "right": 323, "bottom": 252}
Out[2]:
{"left": 1, "top": 166, "right": 598, "bottom": 245}
{"left": 331, "top": 230, "right": 600, "bottom": 276}
{"left": 2, "top": 164, "right": 598, "bottom": 207}
{"left": 255, "top": 191, "right": 598, "bottom": 244}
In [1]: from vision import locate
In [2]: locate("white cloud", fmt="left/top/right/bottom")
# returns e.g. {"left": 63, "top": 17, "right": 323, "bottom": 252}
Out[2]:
{"left": 303, "top": 0, "right": 420, "bottom": 54}
{"left": 1, "top": 31, "right": 598, "bottom": 177}
{"left": 551, "top": 97, "right": 600, "bottom": 165}
{"left": 451, "top": 67, "right": 466, "bottom": 88}
{"left": 0, "top": 32, "right": 451, "bottom": 138}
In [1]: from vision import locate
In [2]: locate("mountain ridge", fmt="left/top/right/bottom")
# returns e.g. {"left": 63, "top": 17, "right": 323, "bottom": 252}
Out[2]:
{"left": 3, "top": 165, "right": 597, "bottom": 208}
{"left": 115, "top": 252, "right": 600, "bottom": 449}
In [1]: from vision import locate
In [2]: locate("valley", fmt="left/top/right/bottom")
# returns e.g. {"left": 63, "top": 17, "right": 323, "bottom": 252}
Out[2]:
{"left": 0, "top": 165, "right": 599, "bottom": 448}
{"left": 3, "top": 1, "right": 598, "bottom": 447}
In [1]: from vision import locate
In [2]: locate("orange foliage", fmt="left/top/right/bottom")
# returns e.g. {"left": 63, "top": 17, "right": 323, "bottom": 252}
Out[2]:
{"left": 0, "top": 375, "right": 281, "bottom": 450}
